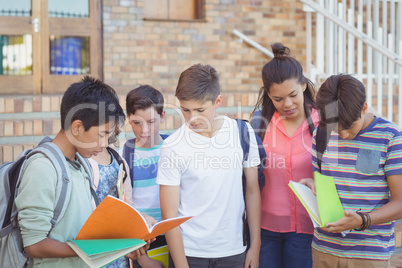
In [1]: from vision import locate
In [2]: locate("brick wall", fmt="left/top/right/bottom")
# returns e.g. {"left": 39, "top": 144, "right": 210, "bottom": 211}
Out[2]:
{"left": 102, "top": 0, "right": 307, "bottom": 94}
{"left": 0, "top": 0, "right": 309, "bottom": 163}
{"left": 0, "top": 92, "right": 258, "bottom": 164}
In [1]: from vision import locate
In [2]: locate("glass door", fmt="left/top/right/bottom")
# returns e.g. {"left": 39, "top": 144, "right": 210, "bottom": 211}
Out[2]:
{"left": 43, "top": 0, "right": 100, "bottom": 93}
{"left": 0, "top": 0, "right": 39, "bottom": 94}
{"left": 0, "top": 0, "right": 101, "bottom": 94}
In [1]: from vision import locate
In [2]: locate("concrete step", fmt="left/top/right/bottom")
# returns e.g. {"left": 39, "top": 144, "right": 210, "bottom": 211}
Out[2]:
{"left": 391, "top": 220, "right": 402, "bottom": 268}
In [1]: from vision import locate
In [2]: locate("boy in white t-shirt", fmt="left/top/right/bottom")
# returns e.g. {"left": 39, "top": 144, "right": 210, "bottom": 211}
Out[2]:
{"left": 156, "top": 64, "right": 261, "bottom": 268}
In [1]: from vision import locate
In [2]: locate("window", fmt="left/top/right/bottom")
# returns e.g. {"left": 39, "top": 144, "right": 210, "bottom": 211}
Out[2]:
{"left": 144, "top": 0, "right": 204, "bottom": 21}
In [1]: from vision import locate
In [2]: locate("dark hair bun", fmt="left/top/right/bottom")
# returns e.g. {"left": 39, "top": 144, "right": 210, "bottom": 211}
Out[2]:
{"left": 271, "top": 43, "right": 290, "bottom": 58}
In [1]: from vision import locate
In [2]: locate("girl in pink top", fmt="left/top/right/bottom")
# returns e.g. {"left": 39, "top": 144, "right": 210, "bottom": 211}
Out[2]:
{"left": 252, "top": 43, "right": 319, "bottom": 268}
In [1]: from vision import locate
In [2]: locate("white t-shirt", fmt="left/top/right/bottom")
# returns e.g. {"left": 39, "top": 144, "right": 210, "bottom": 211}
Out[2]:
{"left": 156, "top": 116, "right": 260, "bottom": 258}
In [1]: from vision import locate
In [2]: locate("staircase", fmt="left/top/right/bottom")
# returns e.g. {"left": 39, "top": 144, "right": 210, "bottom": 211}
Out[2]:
{"left": 301, "top": 1, "right": 402, "bottom": 266}
{"left": 301, "top": 0, "right": 402, "bottom": 126}
{"left": 392, "top": 220, "right": 402, "bottom": 268}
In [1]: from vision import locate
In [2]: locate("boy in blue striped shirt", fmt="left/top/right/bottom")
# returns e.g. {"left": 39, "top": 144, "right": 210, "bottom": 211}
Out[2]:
{"left": 122, "top": 85, "right": 167, "bottom": 268}
{"left": 310, "top": 74, "right": 402, "bottom": 267}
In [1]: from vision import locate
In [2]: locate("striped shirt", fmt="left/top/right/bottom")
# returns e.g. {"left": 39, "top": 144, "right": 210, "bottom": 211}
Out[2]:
{"left": 312, "top": 116, "right": 402, "bottom": 260}
{"left": 131, "top": 142, "right": 163, "bottom": 221}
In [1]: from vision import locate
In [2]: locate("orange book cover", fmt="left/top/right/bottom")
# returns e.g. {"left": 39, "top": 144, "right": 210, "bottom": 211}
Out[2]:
{"left": 75, "top": 195, "right": 192, "bottom": 241}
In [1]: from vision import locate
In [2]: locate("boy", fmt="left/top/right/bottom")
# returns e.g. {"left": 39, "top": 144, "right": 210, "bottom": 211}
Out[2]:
{"left": 15, "top": 76, "right": 148, "bottom": 267}
{"left": 122, "top": 85, "right": 166, "bottom": 267}
{"left": 311, "top": 74, "right": 402, "bottom": 267}
{"left": 157, "top": 64, "right": 261, "bottom": 268}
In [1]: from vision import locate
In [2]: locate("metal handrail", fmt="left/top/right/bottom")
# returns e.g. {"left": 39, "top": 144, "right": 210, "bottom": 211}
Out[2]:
{"left": 301, "top": 0, "right": 402, "bottom": 67}
{"left": 232, "top": 29, "right": 274, "bottom": 58}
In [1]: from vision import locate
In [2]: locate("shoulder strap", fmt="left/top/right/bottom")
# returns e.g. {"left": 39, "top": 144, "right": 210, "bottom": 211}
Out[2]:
{"left": 316, "top": 125, "right": 331, "bottom": 172}
{"left": 29, "top": 141, "right": 72, "bottom": 229}
{"left": 122, "top": 135, "right": 168, "bottom": 187}
{"left": 76, "top": 153, "right": 99, "bottom": 207}
{"left": 106, "top": 147, "right": 128, "bottom": 183}
{"left": 236, "top": 119, "right": 250, "bottom": 162}
{"left": 2, "top": 152, "right": 31, "bottom": 228}
{"left": 250, "top": 110, "right": 262, "bottom": 133}
{"left": 123, "top": 138, "right": 136, "bottom": 186}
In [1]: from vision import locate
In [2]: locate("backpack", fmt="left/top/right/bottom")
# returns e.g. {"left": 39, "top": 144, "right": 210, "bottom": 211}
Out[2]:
{"left": 236, "top": 119, "right": 267, "bottom": 248}
{"left": 106, "top": 146, "right": 128, "bottom": 184}
{"left": 236, "top": 119, "right": 266, "bottom": 193}
{"left": 122, "top": 135, "right": 169, "bottom": 187}
{"left": 0, "top": 137, "right": 97, "bottom": 268}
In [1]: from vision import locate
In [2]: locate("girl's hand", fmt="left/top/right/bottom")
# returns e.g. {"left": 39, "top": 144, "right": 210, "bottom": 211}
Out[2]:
{"left": 298, "top": 178, "right": 316, "bottom": 195}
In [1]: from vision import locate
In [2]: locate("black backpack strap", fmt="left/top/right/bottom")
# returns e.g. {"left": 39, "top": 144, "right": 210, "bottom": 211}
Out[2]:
{"left": 2, "top": 155, "right": 30, "bottom": 228}
{"left": 236, "top": 119, "right": 250, "bottom": 247}
{"left": 76, "top": 153, "right": 100, "bottom": 207}
{"left": 122, "top": 138, "right": 136, "bottom": 187}
{"left": 316, "top": 124, "right": 332, "bottom": 172}
{"left": 106, "top": 147, "right": 128, "bottom": 183}
{"left": 236, "top": 119, "right": 250, "bottom": 162}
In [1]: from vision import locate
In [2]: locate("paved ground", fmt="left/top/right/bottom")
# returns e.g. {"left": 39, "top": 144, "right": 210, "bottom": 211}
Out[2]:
{"left": 391, "top": 250, "right": 402, "bottom": 268}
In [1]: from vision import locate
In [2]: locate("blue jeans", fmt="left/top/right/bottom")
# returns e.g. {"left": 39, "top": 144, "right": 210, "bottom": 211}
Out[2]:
{"left": 259, "top": 229, "right": 313, "bottom": 268}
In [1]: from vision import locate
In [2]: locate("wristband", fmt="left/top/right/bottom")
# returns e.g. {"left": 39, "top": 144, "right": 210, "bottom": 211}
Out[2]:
{"left": 354, "top": 211, "right": 366, "bottom": 231}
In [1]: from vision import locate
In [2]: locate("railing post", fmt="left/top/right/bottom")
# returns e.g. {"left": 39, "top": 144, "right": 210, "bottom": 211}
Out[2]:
{"left": 399, "top": 41, "right": 402, "bottom": 127}
{"left": 338, "top": 3, "right": 344, "bottom": 73}
{"left": 303, "top": 4, "right": 315, "bottom": 82}
{"left": 316, "top": 0, "right": 324, "bottom": 76}
{"left": 376, "top": 27, "right": 383, "bottom": 116}
{"left": 388, "top": 34, "right": 394, "bottom": 122}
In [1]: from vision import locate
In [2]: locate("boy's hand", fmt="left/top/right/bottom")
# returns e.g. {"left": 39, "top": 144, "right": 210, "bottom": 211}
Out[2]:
{"left": 141, "top": 213, "right": 158, "bottom": 227}
{"left": 126, "top": 239, "right": 154, "bottom": 260}
{"left": 137, "top": 255, "right": 165, "bottom": 268}
{"left": 244, "top": 246, "right": 259, "bottom": 268}
{"left": 298, "top": 178, "right": 316, "bottom": 195}
{"left": 320, "top": 210, "right": 362, "bottom": 233}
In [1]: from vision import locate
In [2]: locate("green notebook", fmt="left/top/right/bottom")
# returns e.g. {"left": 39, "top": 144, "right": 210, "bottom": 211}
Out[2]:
{"left": 66, "top": 238, "right": 146, "bottom": 268}
{"left": 289, "top": 171, "right": 344, "bottom": 227}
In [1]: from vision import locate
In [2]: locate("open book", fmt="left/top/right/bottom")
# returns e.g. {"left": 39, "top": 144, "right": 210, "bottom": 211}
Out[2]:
{"left": 288, "top": 171, "right": 344, "bottom": 228}
{"left": 68, "top": 195, "right": 192, "bottom": 267}
{"left": 75, "top": 195, "right": 192, "bottom": 240}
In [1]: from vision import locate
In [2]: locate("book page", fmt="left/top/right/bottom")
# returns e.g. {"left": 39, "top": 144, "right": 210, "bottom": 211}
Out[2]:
{"left": 75, "top": 196, "right": 150, "bottom": 240}
{"left": 288, "top": 181, "right": 321, "bottom": 226}
{"left": 145, "top": 216, "right": 193, "bottom": 241}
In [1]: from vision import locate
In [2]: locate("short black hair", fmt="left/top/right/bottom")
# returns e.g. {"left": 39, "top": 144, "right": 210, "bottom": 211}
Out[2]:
{"left": 60, "top": 76, "right": 125, "bottom": 130}
{"left": 126, "top": 85, "right": 164, "bottom": 116}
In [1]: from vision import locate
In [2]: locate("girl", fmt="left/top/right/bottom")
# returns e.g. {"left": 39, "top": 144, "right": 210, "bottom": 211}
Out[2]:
{"left": 253, "top": 43, "right": 319, "bottom": 268}
{"left": 90, "top": 125, "right": 161, "bottom": 268}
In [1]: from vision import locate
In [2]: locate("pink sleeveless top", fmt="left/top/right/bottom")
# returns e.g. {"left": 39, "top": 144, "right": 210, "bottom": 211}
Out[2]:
{"left": 261, "top": 109, "right": 319, "bottom": 234}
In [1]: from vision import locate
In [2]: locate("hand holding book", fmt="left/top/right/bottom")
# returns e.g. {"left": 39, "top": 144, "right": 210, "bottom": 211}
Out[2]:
{"left": 289, "top": 172, "right": 344, "bottom": 228}
{"left": 67, "top": 195, "right": 193, "bottom": 267}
